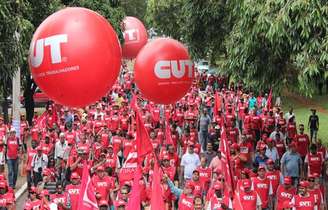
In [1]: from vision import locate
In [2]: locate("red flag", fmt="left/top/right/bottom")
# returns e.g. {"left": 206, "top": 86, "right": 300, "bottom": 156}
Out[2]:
{"left": 150, "top": 162, "right": 165, "bottom": 210}
{"left": 219, "top": 127, "right": 235, "bottom": 193}
{"left": 135, "top": 111, "right": 153, "bottom": 161}
{"left": 35, "top": 112, "right": 47, "bottom": 129}
{"left": 126, "top": 166, "right": 142, "bottom": 210}
{"left": 232, "top": 192, "right": 244, "bottom": 210}
{"left": 119, "top": 151, "right": 138, "bottom": 183}
{"left": 266, "top": 88, "right": 272, "bottom": 110}
{"left": 77, "top": 166, "right": 98, "bottom": 210}
{"left": 213, "top": 92, "right": 221, "bottom": 117}
{"left": 164, "top": 118, "right": 174, "bottom": 147}
{"left": 130, "top": 93, "right": 138, "bottom": 111}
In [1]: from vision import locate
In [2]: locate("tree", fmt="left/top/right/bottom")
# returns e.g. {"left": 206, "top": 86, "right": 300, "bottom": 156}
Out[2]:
{"left": 120, "top": 0, "right": 147, "bottom": 22}
{"left": 223, "top": 0, "right": 328, "bottom": 96}
{"left": 0, "top": 0, "right": 33, "bottom": 123}
{"left": 145, "top": 0, "right": 186, "bottom": 40}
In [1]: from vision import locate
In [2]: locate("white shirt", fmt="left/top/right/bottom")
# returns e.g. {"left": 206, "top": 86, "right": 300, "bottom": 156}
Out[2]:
{"left": 181, "top": 152, "right": 200, "bottom": 179}
{"left": 54, "top": 141, "right": 67, "bottom": 160}
{"left": 31, "top": 153, "right": 48, "bottom": 173}
{"left": 265, "top": 146, "right": 279, "bottom": 162}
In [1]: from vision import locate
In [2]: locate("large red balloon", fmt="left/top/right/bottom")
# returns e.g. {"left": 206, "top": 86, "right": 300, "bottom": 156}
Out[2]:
{"left": 29, "top": 7, "right": 121, "bottom": 107}
{"left": 134, "top": 38, "right": 194, "bottom": 104}
{"left": 122, "top": 16, "right": 148, "bottom": 59}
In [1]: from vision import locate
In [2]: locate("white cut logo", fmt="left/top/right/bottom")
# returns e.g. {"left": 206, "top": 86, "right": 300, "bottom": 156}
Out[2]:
{"left": 154, "top": 60, "right": 193, "bottom": 79}
{"left": 124, "top": 29, "right": 139, "bottom": 42}
{"left": 30, "top": 34, "right": 68, "bottom": 68}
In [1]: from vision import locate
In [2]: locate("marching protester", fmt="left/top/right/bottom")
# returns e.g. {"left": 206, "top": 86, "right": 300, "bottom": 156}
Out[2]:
{"left": 0, "top": 67, "right": 325, "bottom": 210}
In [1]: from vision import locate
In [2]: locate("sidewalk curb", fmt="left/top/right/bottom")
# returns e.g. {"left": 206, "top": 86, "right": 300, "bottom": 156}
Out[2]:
{"left": 15, "top": 182, "right": 27, "bottom": 199}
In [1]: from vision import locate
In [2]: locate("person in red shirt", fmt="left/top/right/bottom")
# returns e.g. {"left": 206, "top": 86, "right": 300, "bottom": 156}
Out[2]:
{"left": 26, "top": 139, "right": 37, "bottom": 190}
{"left": 263, "top": 110, "right": 276, "bottom": 135}
{"left": 234, "top": 179, "right": 262, "bottom": 210}
{"left": 92, "top": 166, "right": 115, "bottom": 204}
{"left": 0, "top": 181, "right": 15, "bottom": 209}
{"left": 304, "top": 144, "right": 323, "bottom": 177}
{"left": 197, "top": 156, "right": 212, "bottom": 193}
{"left": 291, "top": 181, "right": 317, "bottom": 210}
{"left": 276, "top": 176, "right": 296, "bottom": 210}
{"left": 51, "top": 183, "right": 71, "bottom": 210}
{"left": 307, "top": 174, "right": 324, "bottom": 210}
{"left": 206, "top": 182, "right": 232, "bottom": 210}
{"left": 265, "top": 159, "right": 281, "bottom": 195}
{"left": 4, "top": 128, "right": 21, "bottom": 189}
{"left": 24, "top": 186, "right": 42, "bottom": 210}
{"left": 250, "top": 109, "right": 262, "bottom": 141}
{"left": 287, "top": 116, "right": 297, "bottom": 140}
{"left": 186, "top": 169, "right": 204, "bottom": 197}
{"left": 252, "top": 165, "right": 273, "bottom": 209}
{"left": 65, "top": 172, "right": 81, "bottom": 210}
{"left": 294, "top": 124, "right": 310, "bottom": 160}
{"left": 161, "top": 155, "right": 176, "bottom": 181}
{"left": 239, "top": 134, "right": 254, "bottom": 167}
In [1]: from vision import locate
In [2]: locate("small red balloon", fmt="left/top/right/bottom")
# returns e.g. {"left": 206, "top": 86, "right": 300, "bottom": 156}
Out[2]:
{"left": 122, "top": 16, "right": 148, "bottom": 59}
{"left": 134, "top": 38, "right": 194, "bottom": 104}
{"left": 29, "top": 7, "right": 121, "bottom": 107}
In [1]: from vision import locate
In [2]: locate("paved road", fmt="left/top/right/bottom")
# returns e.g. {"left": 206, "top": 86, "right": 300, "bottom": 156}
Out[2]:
{"left": 16, "top": 190, "right": 27, "bottom": 209}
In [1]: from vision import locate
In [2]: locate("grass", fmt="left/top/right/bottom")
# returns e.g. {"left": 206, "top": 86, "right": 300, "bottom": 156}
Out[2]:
{"left": 282, "top": 95, "right": 328, "bottom": 146}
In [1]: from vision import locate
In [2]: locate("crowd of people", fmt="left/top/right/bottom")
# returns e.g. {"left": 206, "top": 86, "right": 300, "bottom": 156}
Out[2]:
{"left": 0, "top": 67, "right": 326, "bottom": 210}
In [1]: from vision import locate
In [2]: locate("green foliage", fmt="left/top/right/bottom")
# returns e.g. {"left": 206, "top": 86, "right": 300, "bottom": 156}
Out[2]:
{"left": 146, "top": 0, "right": 185, "bottom": 40}
{"left": 224, "top": 0, "right": 328, "bottom": 96}
{"left": 0, "top": 0, "right": 33, "bottom": 96}
{"left": 120, "top": 0, "right": 147, "bottom": 22}
{"left": 66, "top": 0, "right": 125, "bottom": 43}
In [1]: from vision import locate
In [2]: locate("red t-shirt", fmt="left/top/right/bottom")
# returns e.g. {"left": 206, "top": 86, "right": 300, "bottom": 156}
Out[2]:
{"left": 26, "top": 148, "right": 37, "bottom": 171}
{"left": 295, "top": 134, "right": 310, "bottom": 157}
{"left": 292, "top": 194, "right": 317, "bottom": 210}
{"left": 276, "top": 185, "right": 296, "bottom": 210}
{"left": 305, "top": 153, "right": 323, "bottom": 176}
{"left": 66, "top": 184, "right": 80, "bottom": 210}
{"left": 6, "top": 137, "right": 20, "bottom": 159}
{"left": 197, "top": 166, "right": 212, "bottom": 191}
{"left": 92, "top": 175, "right": 115, "bottom": 201}
{"left": 265, "top": 170, "right": 281, "bottom": 194}
{"left": 252, "top": 177, "right": 273, "bottom": 208}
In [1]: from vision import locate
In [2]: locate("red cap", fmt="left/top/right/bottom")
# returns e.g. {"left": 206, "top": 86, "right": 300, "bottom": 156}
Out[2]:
{"left": 259, "top": 144, "right": 267, "bottom": 150}
{"left": 36, "top": 146, "right": 42, "bottom": 151}
{"left": 0, "top": 181, "right": 6, "bottom": 189}
{"left": 309, "top": 173, "right": 319, "bottom": 179}
{"left": 258, "top": 165, "right": 266, "bottom": 170}
{"left": 231, "top": 143, "right": 239, "bottom": 150}
{"left": 115, "top": 200, "right": 126, "bottom": 207}
{"left": 185, "top": 182, "right": 195, "bottom": 190}
{"left": 97, "top": 166, "right": 105, "bottom": 171}
{"left": 193, "top": 169, "right": 200, "bottom": 174}
{"left": 30, "top": 186, "right": 37, "bottom": 193}
{"left": 0, "top": 174, "right": 6, "bottom": 181}
{"left": 99, "top": 200, "right": 108, "bottom": 207}
{"left": 188, "top": 141, "right": 195, "bottom": 146}
{"left": 242, "top": 179, "right": 252, "bottom": 188}
{"left": 213, "top": 183, "right": 223, "bottom": 190}
{"left": 42, "top": 168, "right": 51, "bottom": 176}
{"left": 108, "top": 145, "right": 113, "bottom": 149}
{"left": 266, "top": 138, "right": 273, "bottom": 143}
{"left": 266, "top": 159, "right": 274, "bottom": 165}
{"left": 284, "top": 177, "right": 292, "bottom": 185}
{"left": 41, "top": 189, "right": 49, "bottom": 196}
{"left": 299, "top": 181, "right": 309, "bottom": 188}
{"left": 162, "top": 155, "right": 170, "bottom": 160}
{"left": 71, "top": 172, "right": 80, "bottom": 179}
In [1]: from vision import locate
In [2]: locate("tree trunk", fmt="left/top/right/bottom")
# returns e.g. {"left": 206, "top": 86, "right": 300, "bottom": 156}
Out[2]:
{"left": 2, "top": 93, "right": 9, "bottom": 125}
{"left": 24, "top": 77, "right": 36, "bottom": 126}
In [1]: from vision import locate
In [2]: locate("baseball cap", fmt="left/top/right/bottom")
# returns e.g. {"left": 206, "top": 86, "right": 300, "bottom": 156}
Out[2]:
{"left": 242, "top": 179, "right": 252, "bottom": 188}
{"left": 185, "top": 182, "right": 195, "bottom": 190}
{"left": 41, "top": 189, "right": 49, "bottom": 196}
{"left": 284, "top": 177, "right": 292, "bottom": 185}
{"left": 99, "top": 200, "right": 108, "bottom": 207}
{"left": 231, "top": 143, "right": 239, "bottom": 150}
{"left": 97, "top": 166, "right": 105, "bottom": 171}
{"left": 10, "top": 128, "right": 16, "bottom": 132}
{"left": 266, "top": 138, "right": 273, "bottom": 143}
{"left": 258, "top": 165, "right": 266, "bottom": 171}
{"left": 162, "top": 155, "right": 170, "bottom": 160}
{"left": 0, "top": 181, "right": 7, "bottom": 189}
{"left": 266, "top": 159, "right": 274, "bottom": 165}
{"left": 193, "top": 169, "right": 200, "bottom": 174}
{"left": 36, "top": 146, "right": 42, "bottom": 151}
{"left": 115, "top": 200, "right": 126, "bottom": 207}
{"left": 71, "top": 172, "right": 80, "bottom": 179}
{"left": 213, "top": 183, "right": 223, "bottom": 190}
{"left": 188, "top": 141, "right": 195, "bottom": 146}
{"left": 299, "top": 181, "right": 309, "bottom": 188}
